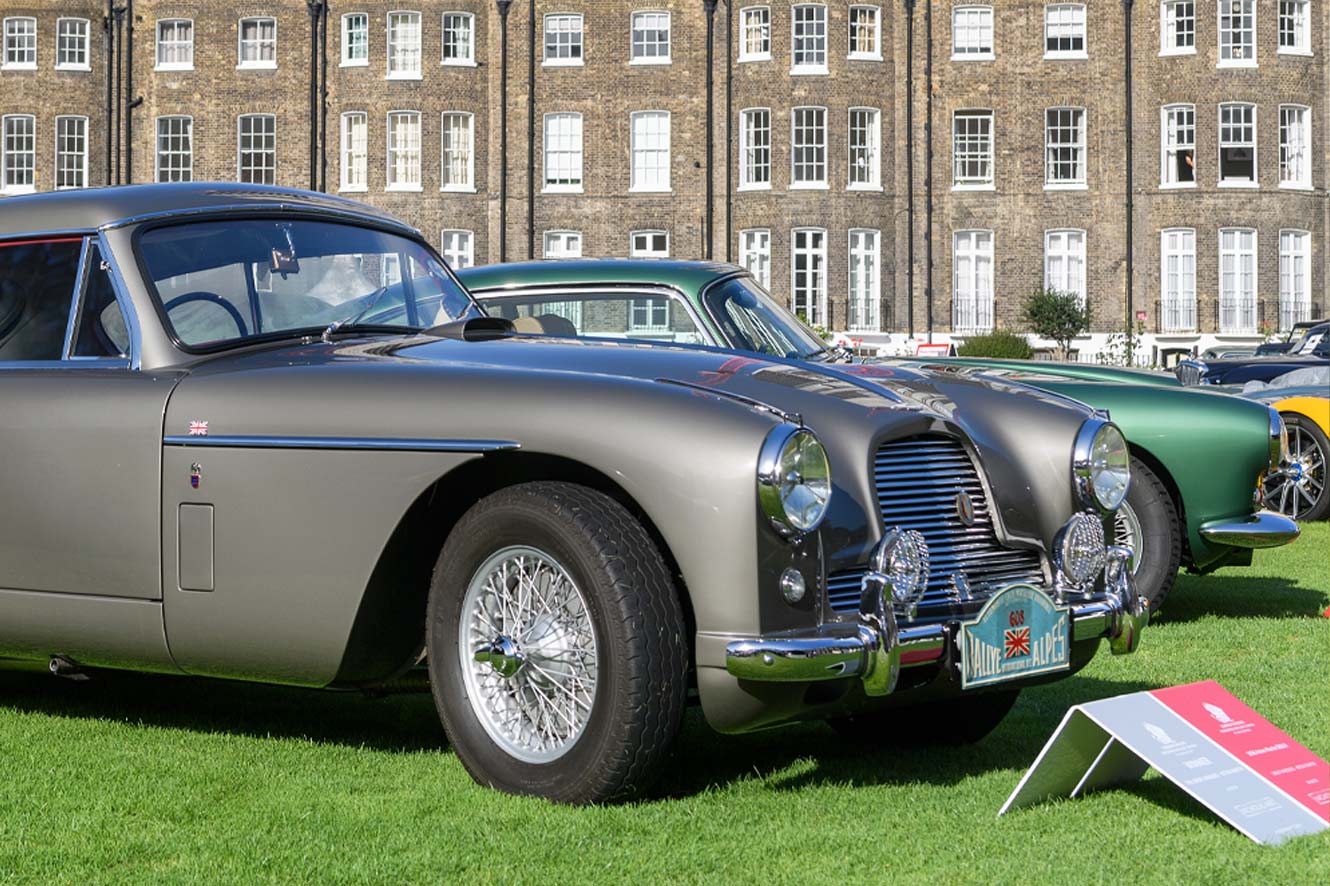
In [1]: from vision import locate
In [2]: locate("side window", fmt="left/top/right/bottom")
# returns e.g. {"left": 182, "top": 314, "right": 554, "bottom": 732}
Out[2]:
{"left": 0, "top": 237, "right": 83, "bottom": 361}
{"left": 72, "top": 243, "right": 129, "bottom": 358}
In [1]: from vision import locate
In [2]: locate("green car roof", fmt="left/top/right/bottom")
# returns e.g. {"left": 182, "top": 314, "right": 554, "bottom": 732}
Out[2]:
{"left": 457, "top": 259, "right": 738, "bottom": 295}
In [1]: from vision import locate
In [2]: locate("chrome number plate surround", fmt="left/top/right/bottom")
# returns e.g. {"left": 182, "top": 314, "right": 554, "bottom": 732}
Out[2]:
{"left": 959, "top": 583, "right": 1070, "bottom": 690}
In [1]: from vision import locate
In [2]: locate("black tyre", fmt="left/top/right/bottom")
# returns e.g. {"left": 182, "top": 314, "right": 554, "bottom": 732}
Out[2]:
{"left": 1266, "top": 414, "right": 1329, "bottom": 522}
{"left": 828, "top": 689, "right": 1020, "bottom": 746}
{"left": 427, "top": 482, "right": 688, "bottom": 804}
{"left": 1111, "top": 457, "right": 1182, "bottom": 614}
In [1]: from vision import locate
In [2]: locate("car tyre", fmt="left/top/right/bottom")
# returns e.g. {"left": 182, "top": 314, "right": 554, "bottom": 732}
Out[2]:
{"left": 427, "top": 481, "right": 688, "bottom": 805}
{"left": 827, "top": 689, "right": 1020, "bottom": 746}
{"left": 1113, "top": 457, "right": 1181, "bottom": 614}
{"left": 1268, "top": 414, "right": 1329, "bottom": 523}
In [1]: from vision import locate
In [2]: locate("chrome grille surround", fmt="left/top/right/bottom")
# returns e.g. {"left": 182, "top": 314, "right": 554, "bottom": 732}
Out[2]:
{"left": 827, "top": 435, "right": 1047, "bottom": 621}
{"left": 1175, "top": 362, "right": 1206, "bottom": 386}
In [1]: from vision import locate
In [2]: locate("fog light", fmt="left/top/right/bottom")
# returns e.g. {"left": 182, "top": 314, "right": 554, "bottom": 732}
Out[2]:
{"left": 779, "top": 568, "right": 806, "bottom": 604}
{"left": 1058, "top": 512, "right": 1107, "bottom": 587}
{"left": 872, "top": 527, "right": 930, "bottom": 606}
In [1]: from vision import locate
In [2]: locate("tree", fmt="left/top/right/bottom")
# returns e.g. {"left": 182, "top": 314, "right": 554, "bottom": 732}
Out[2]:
{"left": 1024, "top": 287, "right": 1089, "bottom": 360}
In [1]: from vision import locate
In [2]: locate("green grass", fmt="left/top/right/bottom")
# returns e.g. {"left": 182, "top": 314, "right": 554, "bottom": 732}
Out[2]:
{"left": 2, "top": 526, "right": 1328, "bottom": 885}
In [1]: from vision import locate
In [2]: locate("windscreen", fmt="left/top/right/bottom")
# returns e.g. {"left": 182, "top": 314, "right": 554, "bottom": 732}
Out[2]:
{"left": 702, "top": 276, "right": 825, "bottom": 359}
{"left": 138, "top": 218, "right": 478, "bottom": 348}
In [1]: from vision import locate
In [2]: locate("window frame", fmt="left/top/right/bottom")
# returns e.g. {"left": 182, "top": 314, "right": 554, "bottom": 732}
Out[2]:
{"left": 385, "top": 109, "right": 423, "bottom": 192}
{"left": 386, "top": 10, "right": 423, "bottom": 80}
{"left": 790, "top": 226, "right": 829, "bottom": 326}
{"left": 740, "top": 228, "right": 772, "bottom": 289}
{"left": 1277, "top": 0, "right": 1312, "bottom": 56}
{"left": 339, "top": 111, "right": 369, "bottom": 192}
{"left": 1217, "top": 227, "right": 1258, "bottom": 334}
{"left": 1043, "top": 3, "right": 1088, "bottom": 60}
{"left": 1, "top": 113, "right": 37, "bottom": 194}
{"left": 1043, "top": 229, "right": 1087, "bottom": 308}
{"left": 154, "top": 115, "right": 194, "bottom": 183}
{"left": 1044, "top": 106, "right": 1087, "bottom": 189}
{"left": 440, "top": 111, "right": 476, "bottom": 192}
{"left": 789, "top": 106, "right": 828, "bottom": 189}
{"left": 1160, "top": 103, "right": 1197, "bottom": 188}
{"left": 440, "top": 229, "right": 475, "bottom": 269}
{"left": 341, "top": 12, "right": 369, "bottom": 67}
{"left": 847, "top": 227, "right": 881, "bottom": 332}
{"left": 630, "top": 10, "right": 672, "bottom": 66}
{"left": 952, "top": 109, "right": 995, "bottom": 190}
{"left": 155, "top": 18, "right": 194, "bottom": 72}
{"left": 1278, "top": 104, "right": 1312, "bottom": 190}
{"left": 542, "top": 112, "right": 584, "bottom": 193}
{"left": 55, "top": 17, "right": 91, "bottom": 71}
{"left": 847, "top": 6, "right": 882, "bottom": 61}
{"left": 1159, "top": 0, "right": 1196, "bottom": 56}
{"left": 236, "top": 112, "right": 277, "bottom": 184}
{"left": 738, "top": 6, "right": 772, "bottom": 62}
{"left": 54, "top": 114, "right": 89, "bottom": 190}
{"left": 442, "top": 11, "right": 477, "bottom": 66}
{"left": 543, "top": 13, "right": 585, "bottom": 67}
{"left": 790, "top": 4, "right": 829, "bottom": 75}
{"left": 848, "top": 107, "right": 882, "bottom": 190}
{"left": 951, "top": 5, "right": 995, "bottom": 61}
{"left": 1159, "top": 227, "right": 1197, "bottom": 332}
{"left": 1217, "top": 0, "right": 1256, "bottom": 68}
{"left": 237, "top": 16, "right": 278, "bottom": 70}
{"left": 543, "top": 230, "right": 583, "bottom": 259}
{"left": 1217, "top": 101, "right": 1257, "bottom": 188}
{"left": 952, "top": 229, "right": 995, "bottom": 333}
{"left": 1277, "top": 229, "right": 1312, "bottom": 332}
{"left": 739, "top": 107, "right": 772, "bottom": 191}
{"left": 2, "top": 16, "right": 37, "bottom": 71}
{"left": 629, "top": 110, "right": 672, "bottom": 193}
{"left": 629, "top": 230, "right": 670, "bottom": 259}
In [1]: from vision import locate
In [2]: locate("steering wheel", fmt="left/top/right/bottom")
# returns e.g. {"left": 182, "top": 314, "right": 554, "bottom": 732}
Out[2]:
{"left": 163, "top": 291, "right": 249, "bottom": 338}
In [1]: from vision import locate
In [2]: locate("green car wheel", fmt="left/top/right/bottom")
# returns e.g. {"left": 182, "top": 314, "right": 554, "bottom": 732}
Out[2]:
{"left": 1113, "top": 458, "right": 1182, "bottom": 614}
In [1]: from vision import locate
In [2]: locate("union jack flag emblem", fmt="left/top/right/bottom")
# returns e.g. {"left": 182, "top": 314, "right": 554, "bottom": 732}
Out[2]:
{"left": 1003, "top": 627, "right": 1031, "bottom": 659}
{"left": 188, "top": 420, "right": 209, "bottom": 436}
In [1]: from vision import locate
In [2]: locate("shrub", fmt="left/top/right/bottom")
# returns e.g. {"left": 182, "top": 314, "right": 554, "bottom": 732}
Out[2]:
{"left": 1024, "top": 287, "right": 1089, "bottom": 359}
{"left": 956, "top": 330, "right": 1034, "bottom": 359}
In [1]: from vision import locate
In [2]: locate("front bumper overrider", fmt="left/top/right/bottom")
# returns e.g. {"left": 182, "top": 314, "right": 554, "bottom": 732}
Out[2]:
{"left": 725, "top": 545, "right": 1148, "bottom": 696}
{"left": 1198, "top": 510, "right": 1300, "bottom": 548}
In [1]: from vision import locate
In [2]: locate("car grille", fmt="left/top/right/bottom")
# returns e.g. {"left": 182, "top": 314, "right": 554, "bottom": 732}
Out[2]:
{"left": 826, "top": 435, "right": 1046, "bottom": 621}
{"left": 1176, "top": 363, "right": 1205, "bottom": 386}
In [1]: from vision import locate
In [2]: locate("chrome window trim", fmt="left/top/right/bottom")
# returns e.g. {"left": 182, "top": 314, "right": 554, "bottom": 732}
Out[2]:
{"left": 162, "top": 435, "right": 521, "bottom": 453}
{"left": 472, "top": 282, "right": 710, "bottom": 341}
{"left": 0, "top": 358, "right": 130, "bottom": 370}
{"left": 59, "top": 236, "right": 92, "bottom": 359}
{"left": 93, "top": 231, "right": 143, "bottom": 369}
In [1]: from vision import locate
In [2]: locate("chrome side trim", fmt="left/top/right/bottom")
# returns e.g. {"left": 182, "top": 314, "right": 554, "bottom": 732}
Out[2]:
{"left": 163, "top": 435, "right": 521, "bottom": 453}
{"left": 1198, "top": 511, "right": 1301, "bottom": 549}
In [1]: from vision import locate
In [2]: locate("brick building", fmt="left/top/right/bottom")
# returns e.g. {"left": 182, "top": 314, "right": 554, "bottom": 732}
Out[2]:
{"left": 0, "top": 1, "right": 1324, "bottom": 357}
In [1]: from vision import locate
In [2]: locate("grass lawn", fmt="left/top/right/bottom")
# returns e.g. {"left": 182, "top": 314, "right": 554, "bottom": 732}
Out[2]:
{"left": 1, "top": 525, "right": 1327, "bottom": 884}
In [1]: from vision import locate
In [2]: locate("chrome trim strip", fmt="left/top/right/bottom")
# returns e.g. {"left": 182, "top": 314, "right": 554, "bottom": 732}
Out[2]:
{"left": 0, "top": 359, "right": 129, "bottom": 370}
{"left": 162, "top": 435, "right": 521, "bottom": 453}
{"left": 60, "top": 237, "right": 91, "bottom": 359}
{"left": 1198, "top": 510, "right": 1301, "bottom": 549}
{"left": 94, "top": 231, "right": 144, "bottom": 370}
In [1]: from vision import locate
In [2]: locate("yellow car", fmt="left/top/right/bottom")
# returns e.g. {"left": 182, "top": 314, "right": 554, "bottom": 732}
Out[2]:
{"left": 1257, "top": 394, "right": 1329, "bottom": 521}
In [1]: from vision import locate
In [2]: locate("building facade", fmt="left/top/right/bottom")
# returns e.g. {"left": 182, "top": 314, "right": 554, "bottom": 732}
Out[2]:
{"left": 1, "top": 1, "right": 1325, "bottom": 357}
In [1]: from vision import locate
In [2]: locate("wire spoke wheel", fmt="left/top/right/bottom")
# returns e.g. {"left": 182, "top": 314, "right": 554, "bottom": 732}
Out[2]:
{"left": 1266, "top": 420, "right": 1328, "bottom": 522}
{"left": 1112, "top": 500, "right": 1143, "bottom": 574}
{"left": 460, "top": 545, "right": 598, "bottom": 764}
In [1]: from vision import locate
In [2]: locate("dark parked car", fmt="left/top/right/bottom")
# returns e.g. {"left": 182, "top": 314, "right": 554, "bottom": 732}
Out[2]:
{"left": 1176, "top": 324, "right": 1330, "bottom": 386}
{"left": 1254, "top": 319, "right": 1328, "bottom": 356}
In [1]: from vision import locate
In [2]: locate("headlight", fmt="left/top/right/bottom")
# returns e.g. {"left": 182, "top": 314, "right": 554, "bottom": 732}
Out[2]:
{"left": 1268, "top": 407, "right": 1288, "bottom": 471}
{"left": 1074, "top": 417, "right": 1131, "bottom": 512}
{"left": 758, "top": 425, "right": 832, "bottom": 536}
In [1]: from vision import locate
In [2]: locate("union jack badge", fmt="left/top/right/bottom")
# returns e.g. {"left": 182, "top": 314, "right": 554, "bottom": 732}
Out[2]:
{"left": 1003, "top": 627, "right": 1031, "bottom": 659}
{"left": 188, "top": 420, "right": 209, "bottom": 437}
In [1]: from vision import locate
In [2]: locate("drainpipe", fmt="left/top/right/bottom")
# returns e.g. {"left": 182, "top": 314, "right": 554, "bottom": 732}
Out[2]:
{"left": 496, "top": 1, "right": 513, "bottom": 261}
{"left": 724, "top": 0, "right": 733, "bottom": 262}
{"left": 923, "top": 0, "right": 934, "bottom": 342}
{"left": 526, "top": 0, "right": 536, "bottom": 258}
{"left": 319, "top": 2, "right": 328, "bottom": 191}
{"left": 124, "top": 0, "right": 134, "bottom": 182}
{"left": 1123, "top": 0, "right": 1135, "bottom": 337}
{"left": 306, "top": 2, "right": 321, "bottom": 190}
{"left": 903, "top": 0, "right": 915, "bottom": 338}
{"left": 104, "top": 2, "right": 114, "bottom": 184}
{"left": 112, "top": 5, "right": 123, "bottom": 184}
{"left": 703, "top": 1, "right": 718, "bottom": 260}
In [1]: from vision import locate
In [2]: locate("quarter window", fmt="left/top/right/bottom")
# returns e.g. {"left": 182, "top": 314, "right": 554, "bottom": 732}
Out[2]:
{"left": 342, "top": 13, "right": 369, "bottom": 65}
{"left": 1278, "top": 1, "right": 1311, "bottom": 54}
{"left": 740, "top": 108, "right": 771, "bottom": 189}
{"left": 387, "top": 11, "right": 422, "bottom": 78}
{"left": 1278, "top": 105, "right": 1311, "bottom": 189}
{"left": 56, "top": 18, "right": 90, "bottom": 70}
{"left": 544, "top": 230, "right": 583, "bottom": 258}
{"left": 952, "top": 6, "right": 994, "bottom": 59}
{"left": 1044, "top": 230, "right": 1086, "bottom": 307}
{"left": 630, "top": 111, "right": 671, "bottom": 192}
{"left": 340, "top": 112, "right": 368, "bottom": 191}
{"left": 740, "top": 229, "right": 772, "bottom": 288}
{"left": 238, "top": 114, "right": 276, "bottom": 184}
{"left": 441, "top": 229, "right": 474, "bottom": 269}
{"left": 1045, "top": 108, "right": 1086, "bottom": 186}
{"left": 953, "top": 110, "right": 994, "bottom": 187}
{"left": 386, "top": 111, "right": 422, "bottom": 190}
{"left": 156, "top": 116, "right": 193, "bottom": 182}
{"left": 848, "top": 108, "right": 881, "bottom": 189}
{"left": 1161, "top": 104, "right": 1196, "bottom": 186}
{"left": 1044, "top": 4, "right": 1086, "bottom": 58}
{"left": 442, "top": 13, "right": 475, "bottom": 65}
{"left": 1159, "top": 228, "right": 1196, "bottom": 332}
{"left": 1278, "top": 230, "right": 1311, "bottom": 332}
{"left": 543, "top": 113, "right": 584, "bottom": 192}
{"left": 1218, "top": 228, "right": 1257, "bottom": 334}
{"left": 1218, "top": 0, "right": 1255, "bottom": 66}
{"left": 441, "top": 112, "right": 475, "bottom": 191}
{"left": 791, "top": 228, "right": 827, "bottom": 326}
{"left": 791, "top": 4, "right": 828, "bottom": 72}
{"left": 953, "top": 230, "right": 994, "bottom": 333}
{"left": 1218, "top": 102, "right": 1256, "bottom": 185}
{"left": 238, "top": 17, "right": 277, "bottom": 68}
{"left": 791, "top": 107, "right": 827, "bottom": 187}
{"left": 848, "top": 6, "right": 881, "bottom": 59}
{"left": 156, "top": 19, "right": 193, "bottom": 70}
{"left": 739, "top": 6, "right": 771, "bottom": 60}
{"left": 1160, "top": 1, "right": 1195, "bottom": 54}
{"left": 631, "top": 12, "right": 671, "bottom": 64}
{"left": 544, "top": 14, "right": 584, "bottom": 65}
{"left": 847, "top": 228, "right": 880, "bottom": 332}
{"left": 1, "top": 114, "right": 36, "bottom": 193}
{"left": 55, "top": 115, "right": 88, "bottom": 189}
{"left": 3, "top": 17, "right": 36, "bottom": 69}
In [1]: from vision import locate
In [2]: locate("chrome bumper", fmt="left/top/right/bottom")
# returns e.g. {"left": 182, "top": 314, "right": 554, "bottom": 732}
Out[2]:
{"left": 725, "top": 547, "right": 1148, "bottom": 696}
{"left": 1199, "top": 510, "right": 1301, "bottom": 548}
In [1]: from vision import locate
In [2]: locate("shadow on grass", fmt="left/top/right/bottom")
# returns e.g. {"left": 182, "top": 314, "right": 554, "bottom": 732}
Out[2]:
{"left": 1156, "top": 574, "right": 1329, "bottom": 626}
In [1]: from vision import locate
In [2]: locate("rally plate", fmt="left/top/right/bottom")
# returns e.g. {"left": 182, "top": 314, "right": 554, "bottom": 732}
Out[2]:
{"left": 958, "top": 583, "right": 1070, "bottom": 690}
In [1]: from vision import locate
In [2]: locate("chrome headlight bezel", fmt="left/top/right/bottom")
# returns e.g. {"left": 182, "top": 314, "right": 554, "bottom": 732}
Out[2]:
{"left": 757, "top": 424, "right": 833, "bottom": 538}
{"left": 1073, "top": 415, "right": 1132, "bottom": 513}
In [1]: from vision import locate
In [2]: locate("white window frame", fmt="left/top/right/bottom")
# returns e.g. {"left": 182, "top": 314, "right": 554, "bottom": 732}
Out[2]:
{"left": 1217, "top": 0, "right": 1256, "bottom": 68}
{"left": 1043, "top": 4, "right": 1088, "bottom": 60}
{"left": 951, "top": 5, "right": 995, "bottom": 60}
{"left": 3, "top": 17, "right": 37, "bottom": 70}
{"left": 790, "top": 106, "right": 828, "bottom": 189}
{"left": 55, "top": 18, "right": 91, "bottom": 71}
{"left": 1278, "top": 104, "right": 1311, "bottom": 190}
{"left": 1159, "top": 0, "right": 1197, "bottom": 56}
{"left": 848, "top": 107, "right": 881, "bottom": 190}
{"left": 738, "top": 6, "right": 771, "bottom": 61}
{"left": 1044, "top": 107, "right": 1086, "bottom": 189}
{"left": 953, "top": 110, "right": 994, "bottom": 190}
{"left": 740, "top": 228, "right": 772, "bottom": 289}
{"left": 339, "top": 111, "right": 368, "bottom": 192}
{"left": 630, "top": 111, "right": 671, "bottom": 193}
{"left": 630, "top": 230, "right": 670, "bottom": 258}
{"left": 790, "top": 227, "right": 829, "bottom": 326}
{"left": 543, "top": 112, "right": 584, "bottom": 193}
{"left": 739, "top": 108, "right": 771, "bottom": 191}
{"left": 1160, "top": 103, "right": 1197, "bottom": 188}
{"left": 54, "top": 115, "right": 88, "bottom": 189}
{"left": 543, "top": 14, "right": 584, "bottom": 67}
{"left": 1159, "top": 228, "right": 1197, "bottom": 332}
{"left": 154, "top": 115, "right": 193, "bottom": 183}
{"left": 341, "top": 13, "right": 369, "bottom": 66}
{"left": 952, "top": 230, "right": 994, "bottom": 333}
{"left": 1044, "top": 229, "right": 1087, "bottom": 308}
{"left": 1218, "top": 227, "right": 1258, "bottom": 334}
{"left": 1278, "top": 0, "right": 1312, "bottom": 55}
{"left": 386, "top": 11, "right": 423, "bottom": 80}
{"left": 236, "top": 113, "right": 277, "bottom": 184}
{"left": 1218, "top": 102, "right": 1257, "bottom": 188}
{"left": 1, "top": 114, "right": 36, "bottom": 194}
{"left": 1278, "top": 229, "right": 1312, "bottom": 332}
{"left": 847, "top": 6, "right": 882, "bottom": 61}
{"left": 630, "top": 11, "right": 672, "bottom": 65}
{"left": 543, "top": 230, "right": 583, "bottom": 258}
{"left": 237, "top": 17, "right": 278, "bottom": 70}
{"left": 847, "top": 228, "right": 881, "bottom": 332}
{"left": 442, "top": 12, "right": 476, "bottom": 66}
{"left": 790, "top": 4, "right": 828, "bottom": 75}
{"left": 155, "top": 19, "right": 194, "bottom": 72}
{"left": 440, "top": 111, "right": 476, "bottom": 192}
{"left": 441, "top": 229, "right": 475, "bottom": 269}
{"left": 385, "top": 110, "right": 423, "bottom": 192}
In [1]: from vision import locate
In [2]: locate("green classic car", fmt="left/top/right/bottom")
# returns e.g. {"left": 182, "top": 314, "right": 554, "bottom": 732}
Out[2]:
{"left": 460, "top": 260, "right": 1299, "bottom": 612}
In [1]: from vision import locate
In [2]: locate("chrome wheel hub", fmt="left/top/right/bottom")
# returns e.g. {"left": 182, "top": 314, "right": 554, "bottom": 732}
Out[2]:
{"left": 1267, "top": 425, "right": 1326, "bottom": 520}
{"left": 459, "top": 546, "right": 598, "bottom": 763}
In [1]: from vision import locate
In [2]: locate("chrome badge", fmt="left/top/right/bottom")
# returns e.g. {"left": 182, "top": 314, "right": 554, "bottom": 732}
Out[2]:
{"left": 956, "top": 490, "right": 976, "bottom": 527}
{"left": 190, "top": 463, "right": 202, "bottom": 489}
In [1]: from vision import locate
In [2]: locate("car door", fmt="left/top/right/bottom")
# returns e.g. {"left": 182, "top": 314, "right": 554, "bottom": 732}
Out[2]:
{"left": 0, "top": 234, "right": 179, "bottom": 600}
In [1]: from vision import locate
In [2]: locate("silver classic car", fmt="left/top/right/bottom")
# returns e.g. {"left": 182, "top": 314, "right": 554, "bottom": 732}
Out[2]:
{"left": 0, "top": 185, "right": 1146, "bottom": 804}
